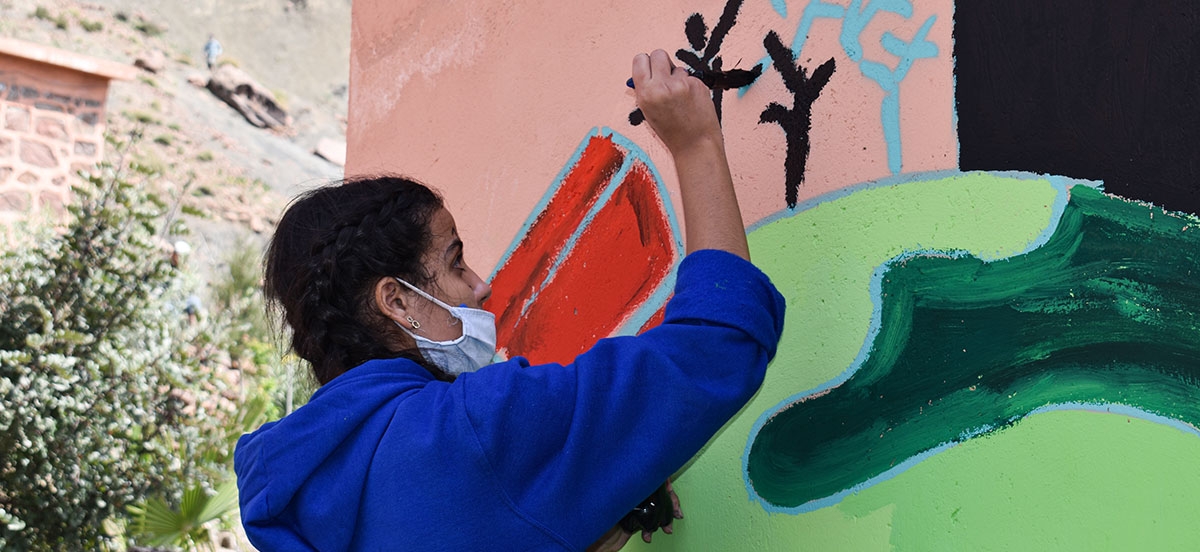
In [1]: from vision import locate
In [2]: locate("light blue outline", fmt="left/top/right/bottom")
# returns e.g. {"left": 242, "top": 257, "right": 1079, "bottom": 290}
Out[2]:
{"left": 1029, "top": 402, "right": 1200, "bottom": 439}
{"left": 605, "top": 129, "right": 686, "bottom": 335}
{"left": 840, "top": 0, "right": 913, "bottom": 62}
{"left": 604, "top": 128, "right": 685, "bottom": 258}
{"left": 769, "top": 0, "right": 788, "bottom": 18}
{"left": 748, "top": 402, "right": 1200, "bottom": 515}
{"left": 791, "top": 0, "right": 846, "bottom": 60}
{"left": 739, "top": 170, "right": 1124, "bottom": 514}
{"left": 519, "top": 153, "right": 635, "bottom": 316}
{"left": 867, "top": 14, "right": 938, "bottom": 175}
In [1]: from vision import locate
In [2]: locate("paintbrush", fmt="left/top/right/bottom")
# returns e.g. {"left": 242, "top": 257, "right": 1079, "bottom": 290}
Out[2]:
{"left": 626, "top": 65, "right": 763, "bottom": 91}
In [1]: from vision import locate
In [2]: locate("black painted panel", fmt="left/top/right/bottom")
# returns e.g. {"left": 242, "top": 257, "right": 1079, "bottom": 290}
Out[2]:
{"left": 956, "top": 2, "right": 1200, "bottom": 215}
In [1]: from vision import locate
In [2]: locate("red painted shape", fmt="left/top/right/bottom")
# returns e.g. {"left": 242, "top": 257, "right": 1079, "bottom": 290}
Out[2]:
{"left": 487, "top": 133, "right": 677, "bottom": 365}
{"left": 488, "top": 134, "right": 625, "bottom": 358}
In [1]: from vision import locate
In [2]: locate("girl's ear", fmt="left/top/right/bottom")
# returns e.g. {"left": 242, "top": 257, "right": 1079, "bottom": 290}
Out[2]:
{"left": 373, "top": 277, "right": 412, "bottom": 326}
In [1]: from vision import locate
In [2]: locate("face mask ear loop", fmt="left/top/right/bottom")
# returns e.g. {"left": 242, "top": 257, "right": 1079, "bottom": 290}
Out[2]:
{"left": 391, "top": 281, "right": 498, "bottom": 375}
{"left": 395, "top": 277, "right": 462, "bottom": 328}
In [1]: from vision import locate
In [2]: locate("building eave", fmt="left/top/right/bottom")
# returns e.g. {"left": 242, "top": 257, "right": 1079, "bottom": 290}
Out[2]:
{"left": 0, "top": 36, "right": 138, "bottom": 81}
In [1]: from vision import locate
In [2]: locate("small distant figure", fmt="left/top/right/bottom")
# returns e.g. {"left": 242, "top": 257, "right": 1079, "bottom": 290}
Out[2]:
{"left": 183, "top": 293, "right": 205, "bottom": 324}
{"left": 203, "top": 34, "right": 222, "bottom": 70}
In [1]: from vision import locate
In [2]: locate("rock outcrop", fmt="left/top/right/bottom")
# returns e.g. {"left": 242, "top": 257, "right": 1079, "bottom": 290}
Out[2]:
{"left": 134, "top": 49, "right": 166, "bottom": 73}
{"left": 205, "top": 65, "right": 290, "bottom": 131}
{"left": 313, "top": 137, "right": 345, "bottom": 167}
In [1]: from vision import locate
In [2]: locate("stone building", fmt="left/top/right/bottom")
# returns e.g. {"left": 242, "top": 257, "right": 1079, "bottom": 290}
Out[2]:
{"left": 0, "top": 36, "right": 135, "bottom": 237}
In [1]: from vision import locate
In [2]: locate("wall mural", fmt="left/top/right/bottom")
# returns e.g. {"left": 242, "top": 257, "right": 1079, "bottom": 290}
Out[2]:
{"left": 349, "top": 0, "right": 1200, "bottom": 549}
{"left": 487, "top": 130, "right": 680, "bottom": 365}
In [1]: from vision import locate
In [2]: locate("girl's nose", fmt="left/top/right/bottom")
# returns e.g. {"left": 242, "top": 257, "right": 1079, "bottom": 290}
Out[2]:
{"left": 469, "top": 269, "right": 492, "bottom": 305}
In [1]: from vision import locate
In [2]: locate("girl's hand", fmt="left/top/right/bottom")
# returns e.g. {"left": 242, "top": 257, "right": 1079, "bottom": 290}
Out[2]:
{"left": 649, "top": 478, "right": 683, "bottom": 543}
{"left": 631, "top": 50, "right": 722, "bottom": 155}
{"left": 631, "top": 48, "right": 749, "bottom": 259}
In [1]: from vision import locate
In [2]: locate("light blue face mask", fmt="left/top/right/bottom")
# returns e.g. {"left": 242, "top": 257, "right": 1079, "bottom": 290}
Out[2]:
{"left": 394, "top": 278, "right": 498, "bottom": 375}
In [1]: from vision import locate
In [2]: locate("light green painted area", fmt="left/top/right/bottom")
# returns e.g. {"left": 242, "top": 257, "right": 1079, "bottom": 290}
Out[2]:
{"left": 625, "top": 173, "right": 1200, "bottom": 550}
{"left": 839, "top": 409, "right": 1200, "bottom": 551}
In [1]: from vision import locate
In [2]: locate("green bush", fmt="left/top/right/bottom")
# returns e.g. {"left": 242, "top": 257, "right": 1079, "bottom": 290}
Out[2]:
{"left": 0, "top": 145, "right": 232, "bottom": 550}
{"left": 30, "top": 6, "right": 69, "bottom": 29}
{"left": 124, "top": 110, "right": 160, "bottom": 126}
{"left": 212, "top": 239, "right": 314, "bottom": 421}
{"left": 133, "top": 18, "right": 165, "bottom": 37}
{"left": 78, "top": 18, "right": 103, "bottom": 32}
{"left": 31, "top": 6, "right": 69, "bottom": 29}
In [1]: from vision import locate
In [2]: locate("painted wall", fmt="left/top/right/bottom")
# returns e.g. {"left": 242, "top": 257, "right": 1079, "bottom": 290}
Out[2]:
{"left": 347, "top": 1, "right": 1200, "bottom": 550}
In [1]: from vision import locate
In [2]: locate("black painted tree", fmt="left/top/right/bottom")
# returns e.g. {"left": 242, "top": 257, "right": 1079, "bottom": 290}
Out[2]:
{"left": 759, "top": 30, "right": 835, "bottom": 209}
{"left": 629, "top": 0, "right": 761, "bottom": 126}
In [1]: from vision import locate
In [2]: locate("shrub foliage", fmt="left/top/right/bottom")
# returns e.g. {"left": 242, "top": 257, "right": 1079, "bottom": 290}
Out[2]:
{"left": 0, "top": 154, "right": 232, "bottom": 550}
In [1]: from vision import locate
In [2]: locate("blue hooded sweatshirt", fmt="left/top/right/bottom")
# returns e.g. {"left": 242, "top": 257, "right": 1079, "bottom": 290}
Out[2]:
{"left": 234, "top": 249, "right": 786, "bottom": 551}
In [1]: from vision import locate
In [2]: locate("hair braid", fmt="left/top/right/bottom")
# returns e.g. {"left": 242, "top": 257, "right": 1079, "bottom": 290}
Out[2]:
{"left": 265, "top": 175, "right": 446, "bottom": 385}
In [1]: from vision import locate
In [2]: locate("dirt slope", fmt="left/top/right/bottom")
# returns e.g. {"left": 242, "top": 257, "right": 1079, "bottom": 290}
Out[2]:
{"left": 0, "top": 0, "right": 351, "bottom": 294}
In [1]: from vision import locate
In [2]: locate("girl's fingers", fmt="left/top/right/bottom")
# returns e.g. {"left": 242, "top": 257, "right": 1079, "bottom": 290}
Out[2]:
{"left": 648, "top": 49, "right": 675, "bottom": 79}
{"left": 631, "top": 52, "right": 651, "bottom": 89}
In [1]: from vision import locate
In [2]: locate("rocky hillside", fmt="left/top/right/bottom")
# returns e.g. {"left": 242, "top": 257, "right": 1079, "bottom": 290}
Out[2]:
{"left": 0, "top": 0, "right": 350, "bottom": 294}
{"left": 90, "top": 0, "right": 352, "bottom": 107}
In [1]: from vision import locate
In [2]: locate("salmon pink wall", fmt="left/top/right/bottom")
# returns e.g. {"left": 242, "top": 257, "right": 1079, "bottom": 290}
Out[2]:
{"left": 346, "top": 0, "right": 955, "bottom": 274}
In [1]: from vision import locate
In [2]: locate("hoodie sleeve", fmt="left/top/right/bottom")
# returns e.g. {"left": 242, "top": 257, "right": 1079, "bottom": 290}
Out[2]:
{"left": 458, "top": 249, "right": 786, "bottom": 548}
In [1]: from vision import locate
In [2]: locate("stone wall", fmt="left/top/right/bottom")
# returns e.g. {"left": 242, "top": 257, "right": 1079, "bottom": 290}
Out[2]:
{"left": 0, "top": 52, "right": 109, "bottom": 236}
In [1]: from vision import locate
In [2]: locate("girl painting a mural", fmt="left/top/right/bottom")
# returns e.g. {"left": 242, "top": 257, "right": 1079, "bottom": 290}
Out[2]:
{"left": 233, "top": 49, "right": 786, "bottom": 551}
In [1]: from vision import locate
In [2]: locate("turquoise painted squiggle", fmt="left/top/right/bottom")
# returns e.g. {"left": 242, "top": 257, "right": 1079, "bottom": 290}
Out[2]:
{"left": 743, "top": 0, "right": 940, "bottom": 175}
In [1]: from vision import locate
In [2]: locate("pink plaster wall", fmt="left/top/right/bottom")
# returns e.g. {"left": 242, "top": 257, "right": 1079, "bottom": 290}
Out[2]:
{"left": 346, "top": 0, "right": 955, "bottom": 274}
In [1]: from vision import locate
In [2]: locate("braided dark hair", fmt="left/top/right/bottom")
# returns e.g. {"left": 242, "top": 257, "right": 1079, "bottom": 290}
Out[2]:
{"left": 264, "top": 175, "right": 449, "bottom": 384}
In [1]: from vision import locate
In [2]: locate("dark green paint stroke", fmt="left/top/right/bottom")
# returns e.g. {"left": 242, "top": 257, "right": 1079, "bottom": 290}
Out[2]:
{"left": 747, "top": 185, "right": 1200, "bottom": 509}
